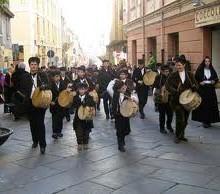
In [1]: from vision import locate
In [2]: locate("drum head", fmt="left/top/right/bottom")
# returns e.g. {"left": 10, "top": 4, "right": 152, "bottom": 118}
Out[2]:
{"left": 32, "top": 88, "right": 52, "bottom": 108}
{"left": 78, "top": 106, "right": 96, "bottom": 120}
{"left": 58, "top": 90, "right": 76, "bottom": 107}
{"left": 143, "top": 71, "right": 157, "bottom": 86}
{"left": 179, "top": 90, "right": 195, "bottom": 105}
{"left": 215, "top": 81, "right": 220, "bottom": 89}
{"left": 120, "top": 100, "right": 138, "bottom": 117}
{"left": 89, "top": 90, "right": 99, "bottom": 103}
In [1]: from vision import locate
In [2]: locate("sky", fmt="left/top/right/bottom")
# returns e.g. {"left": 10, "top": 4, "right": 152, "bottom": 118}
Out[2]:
{"left": 60, "top": 0, "right": 112, "bottom": 57}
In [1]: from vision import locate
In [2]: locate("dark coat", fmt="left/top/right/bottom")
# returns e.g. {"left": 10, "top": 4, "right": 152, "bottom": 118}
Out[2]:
{"left": 165, "top": 71, "right": 198, "bottom": 110}
{"left": 192, "top": 66, "right": 220, "bottom": 123}
{"left": 153, "top": 74, "right": 168, "bottom": 89}
{"left": 73, "top": 77, "right": 95, "bottom": 91}
{"left": 132, "top": 67, "right": 149, "bottom": 93}
{"left": 112, "top": 91, "right": 131, "bottom": 136}
{"left": 72, "top": 93, "right": 96, "bottom": 131}
{"left": 49, "top": 80, "right": 66, "bottom": 115}
{"left": 97, "top": 68, "right": 114, "bottom": 94}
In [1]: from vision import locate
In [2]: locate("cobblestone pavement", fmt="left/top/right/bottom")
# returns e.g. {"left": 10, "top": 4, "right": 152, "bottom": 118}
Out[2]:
{"left": 0, "top": 98, "right": 220, "bottom": 194}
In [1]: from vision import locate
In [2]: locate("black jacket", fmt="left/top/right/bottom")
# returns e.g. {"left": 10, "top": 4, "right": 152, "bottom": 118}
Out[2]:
{"left": 97, "top": 68, "right": 114, "bottom": 93}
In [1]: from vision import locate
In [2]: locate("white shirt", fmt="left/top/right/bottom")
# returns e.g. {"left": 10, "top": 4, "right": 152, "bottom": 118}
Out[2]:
{"left": 121, "top": 79, "right": 126, "bottom": 83}
{"left": 80, "top": 79, "right": 86, "bottom": 83}
{"left": 204, "top": 68, "right": 211, "bottom": 79}
{"left": 61, "top": 76, "right": 65, "bottom": 81}
{"left": 179, "top": 71, "right": 186, "bottom": 84}
{"left": 31, "top": 74, "right": 37, "bottom": 98}
{"left": 56, "top": 81, "right": 60, "bottom": 89}
{"left": 119, "top": 93, "right": 125, "bottom": 105}
{"left": 79, "top": 95, "right": 85, "bottom": 102}
{"left": 141, "top": 68, "right": 144, "bottom": 76}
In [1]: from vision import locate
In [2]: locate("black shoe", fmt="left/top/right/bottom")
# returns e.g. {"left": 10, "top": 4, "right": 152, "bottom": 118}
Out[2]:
{"left": 97, "top": 107, "right": 100, "bottom": 111}
{"left": 57, "top": 133, "right": 63, "bottom": 138}
{"left": 111, "top": 116, "right": 114, "bottom": 120}
{"left": 106, "top": 115, "right": 110, "bottom": 120}
{"left": 174, "top": 137, "right": 181, "bottom": 144}
{"left": 118, "top": 146, "right": 126, "bottom": 152}
{"left": 32, "top": 143, "right": 38, "bottom": 149}
{"left": 140, "top": 113, "right": 145, "bottom": 119}
{"left": 52, "top": 134, "right": 58, "bottom": 139}
{"left": 203, "top": 123, "right": 211, "bottom": 128}
{"left": 40, "top": 147, "right": 45, "bottom": 154}
{"left": 167, "top": 126, "right": 174, "bottom": 133}
{"left": 160, "top": 129, "right": 167, "bottom": 134}
{"left": 180, "top": 137, "right": 188, "bottom": 142}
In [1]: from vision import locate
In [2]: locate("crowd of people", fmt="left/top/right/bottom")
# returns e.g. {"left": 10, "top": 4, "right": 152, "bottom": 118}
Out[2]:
{"left": 0, "top": 54, "right": 219, "bottom": 153}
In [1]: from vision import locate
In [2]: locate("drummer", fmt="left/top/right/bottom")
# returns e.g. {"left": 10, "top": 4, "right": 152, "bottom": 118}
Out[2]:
{"left": 72, "top": 82, "right": 96, "bottom": 151}
{"left": 60, "top": 67, "right": 73, "bottom": 122}
{"left": 165, "top": 57, "right": 198, "bottom": 143}
{"left": 153, "top": 65, "right": 173, "bottom": 134}
{"left": 20, "top": 57, "right": 50, "bottom": 154}
{"left": 112, "top": 81, "right": 138, "bottom": 152}
{"left": 50, "top": 70, "right": 66, "bottom": 139}
{"left": 132, "top": 59, "right": 149, "bottom": 119}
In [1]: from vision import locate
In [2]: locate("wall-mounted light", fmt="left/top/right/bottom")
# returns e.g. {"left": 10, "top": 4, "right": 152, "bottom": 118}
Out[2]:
{"left": 192, "top": 0, "right": 205, "bottom": 7}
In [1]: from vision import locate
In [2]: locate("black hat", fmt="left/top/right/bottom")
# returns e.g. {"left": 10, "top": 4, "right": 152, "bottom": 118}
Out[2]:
{"left": 51, "top": 70, "right": 61, "bottom": 77}
{"left": 175, "top": 56, "right": 186, "bottom": 65}
{"left": 60, "top": 67, "right": 66, "bottom": 71}
{"left": 78, "top": 65, "right": 86, "bottom": 72}
{"left": 161, "top": 65, "right": 170, "bottom": 71}
{"left": 77, "top": 82, "right": 89, "bottom": 89}
{"left": 103, "top": 59, "right": 109, "bottom": 63}
{"left": 119, "top": 69, "right": 128, "bottom": 75}
{"left": 138, "top": 59, "right": 144, "bottom": 65}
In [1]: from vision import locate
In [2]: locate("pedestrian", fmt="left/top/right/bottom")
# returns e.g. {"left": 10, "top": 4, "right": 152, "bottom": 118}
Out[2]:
{"left": 153, "top": 64, "right": 173, "bottom": 134}
{"left": 72, "top": 82, "right": 96, "bottom": 151}
{"left": 192, "top": 56, "right": 220, "bottom": 128}
{"left": 112, "top": 81, "right": 138, "bottom": 152}
{"left": 50, "top": 70, "right": 66, "bottom": 139}
{"left": 166, "top": 57, "right": 198, "bottom": 143}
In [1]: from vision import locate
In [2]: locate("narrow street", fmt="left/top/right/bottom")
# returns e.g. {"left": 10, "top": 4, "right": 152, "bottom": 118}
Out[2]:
{"left": 1, "top": 98, "right": 220, "bottom": 194}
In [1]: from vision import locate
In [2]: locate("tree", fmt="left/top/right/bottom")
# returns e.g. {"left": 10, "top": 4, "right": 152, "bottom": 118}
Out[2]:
{"left": 0, "top": 0, "right": 8, "bottom": 5}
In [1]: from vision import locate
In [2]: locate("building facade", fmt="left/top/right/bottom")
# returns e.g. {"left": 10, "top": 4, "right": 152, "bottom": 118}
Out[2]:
{"left": 10, "top": 0, "right": 62, "bottom": 67}
{"left": 107, "top": 0, "right": 127, "bottom": 65}
{"left": 124, "top": 0, "right": 220, "bottom": 72}
{"left": 0, "top": 2, "right": 14, "bottom": 68}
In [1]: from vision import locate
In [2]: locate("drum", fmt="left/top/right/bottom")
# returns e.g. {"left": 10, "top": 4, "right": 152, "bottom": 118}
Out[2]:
{"left": 120, "top": 100, "right": 139, "bottom": 118}
{"left": 89, "top": 90, "right": 99, "bottom": 103}
{"left": 58, "top": 90, "right": 76, "bottom": 108}
{"left": 153, "top": 86, "right": 169, "bottom": 104}
{"left": 179, "top": 89, "right": 202, "bottom": 111}
{"left": 78, "top": 106, "right": 96, "bottom": 120}
{"left": 32, "top": 88, "right": 52, "bottom": 108}
{"left": 143, "top": 71, "right": 157, "bottom": 86}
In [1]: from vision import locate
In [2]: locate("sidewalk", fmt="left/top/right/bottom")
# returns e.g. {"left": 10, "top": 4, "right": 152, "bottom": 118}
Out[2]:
{"left": 0, "top": 98, "right": 220, "bottom": 194}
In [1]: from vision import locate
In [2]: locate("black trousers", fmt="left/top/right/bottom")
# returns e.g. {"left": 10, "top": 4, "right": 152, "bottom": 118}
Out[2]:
{"left": 175, "top": 105, "right": 189, "bottom": 138}
{"left": 137, "top": 88, "right": 148, "bottom": 114}
{"left": 102, "top": 91, "right": 112, "bottom": 117}
{"left": 29, "top": 105, "right": 46, "bottom": 148}
{"left": 52, "top": 112, "right": 64, "bottom": 134}
{"left": 75, "top": 127, "right": 90, "bottom": 145}
{"left": 158, "top": 103, "right": 173, "bottom": 129}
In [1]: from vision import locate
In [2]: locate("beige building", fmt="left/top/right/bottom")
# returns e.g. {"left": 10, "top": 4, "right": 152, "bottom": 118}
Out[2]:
{"left": 0, "top": 2, "right": 14, "bottom": 68}
{"left": 107, "top": 0, "right": 127, "bottom": 65}
{"left": 10, "top": 0, "right": 62, "bottom": 66}
{"left": 123, "top": 0, "right": 220, "bottom": 72}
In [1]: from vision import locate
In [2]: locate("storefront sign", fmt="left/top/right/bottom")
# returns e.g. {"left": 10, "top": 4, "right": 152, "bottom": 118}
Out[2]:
{"left": 195, "top": 5, "right": 220, "bottom": 27}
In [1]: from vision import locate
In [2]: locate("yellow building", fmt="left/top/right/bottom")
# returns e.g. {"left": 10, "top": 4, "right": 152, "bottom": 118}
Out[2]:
{"left": 10, "top": 0, "right": 62, "bottom": 66}
{"left": 107, "top": 0, "right": 127, "bottom": 65}
{"left": 0, "top": 2, "right": 14, "bottom": 68}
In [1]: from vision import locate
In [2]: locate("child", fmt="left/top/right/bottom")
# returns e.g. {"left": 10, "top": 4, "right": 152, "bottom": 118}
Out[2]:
{"left": 50, "top": 70, "right": 66, "bottom": 139}
{"left": 112, "top": 81, "right": 138, "bottom": 152}
{"left": 72, "top": 83, "right": 96, "bottom": 150}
